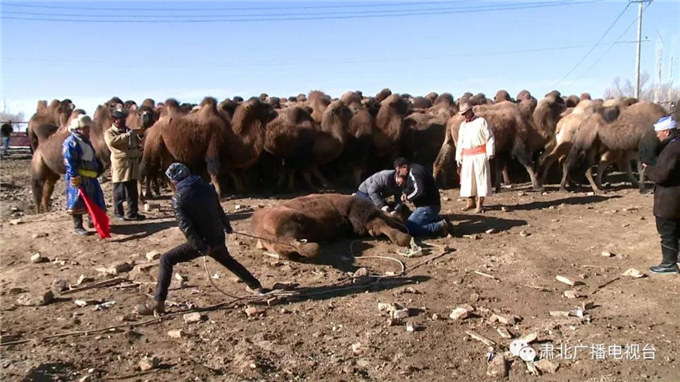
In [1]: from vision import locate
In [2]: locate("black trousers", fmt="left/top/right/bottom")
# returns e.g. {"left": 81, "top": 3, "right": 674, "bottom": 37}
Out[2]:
{"left": 154, "top": 242, "right": 261, "bottom": 301}
{"left": 656, "top": 216, "right": 680, "bottom": 263}
{"left": 113, "top": 181, "right": 139, "bottom": 218}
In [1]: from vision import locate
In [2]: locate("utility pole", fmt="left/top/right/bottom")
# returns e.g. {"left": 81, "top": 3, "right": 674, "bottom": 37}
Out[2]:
{"left": 632, "top": 0, "right": 650, "bottom": 99}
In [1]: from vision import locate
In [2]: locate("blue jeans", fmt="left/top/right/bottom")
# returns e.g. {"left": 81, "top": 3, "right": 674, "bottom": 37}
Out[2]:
{"left": 355, "top": 191, "right": 370, "bottom": 200}
{"left": 406, "top": 205, "right": 444, "bottom": 236}
{"left": 2, "top": 137, "right": 9, "bottom": 155}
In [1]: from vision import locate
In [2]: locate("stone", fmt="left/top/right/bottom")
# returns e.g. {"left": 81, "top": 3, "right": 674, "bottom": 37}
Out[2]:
{"left": 501, "top": 206, "right": 508, "bottom": 212}
{"left": 245, "top": 306, "right": 264, "bottom": 318}
{"left": 406, "top": 321, "right": 416, "bottom": 332}
{"left": 51, "top": 279, "right": 69, "bottom": 293}
{"left": 485, "top": 228, "right": 497, "bottom": 234}
{"left": 601, "top": 251, "right": 614, "bottom": 257}
{"left": 129, "top": 263, "right": 156, "bottom": 281}
{"left": 183, "top": 312, "right": 205, "bottom": 324}
{"left": 564, "top": 290, "right": 583, "bottom": 299}
{"left": 138, "top": 356, "right": 159, "bottom": 371}
{"left": 117, "top": 314, "right": 136, "bottom": 322}
{"left": 378, "top": 302, "right": 398, "bottom": 312}
{"left": 168, "top": 329, "right": 183, "bottom": 338}
{"left": 391, "top": 308, "right": 410, "bottom": 320}
{"left": 486, "top": 355, "right": 508, "bottom": 377}
{"left": 76, "top": 274, "right": 95, "bottom": 286}
{"left": 30, "top": 253, "right": 48, "bottom": 264}
{"left": 623, "top": 268, "right": 645, "bottom": 279}
{"left": 496, "top": 327, "right": 513, "bottom": 339}
{"left": 74, "top": 299, "right": 96, "bottom": 307}
{"left": 352, "top": 267, "right": 371, "bottom": 285}
{"left": 449, "top": 307, "right": 472, "bottom": 320}
{"left": 549, "top": 311, "right": 570, "bottom": 317}
{"left": 555, "top": 275, "right": 576, "bottom": 286}
{"left": 32, "top": 232, "right": 48, "bottom": 239}
{"left": 351, "top": 342, "right": 363, "bottom": 355}
{"left": 490, "top": 313, "right": 516, "bottom": 325}
{"left": 519, "top": 230, "right": 530, "bottom": 237}
{"left": 520, "top": 332, "right": 539, "bottom": 343}
{"left": 9, "top": 219, "right": 22, "bottom": 225}
{"left": 535, "top": 359, "right": 559, "bottom": 374}
{"left": 16, "top": 290, "right": 54, "bottom": 306}
{"left": 145, "top": 251, "right": 161, "bottom": 261}
{"left": 517, "top": 191, "right": 525, "bottom": 197}
{"left": 113, "top": 262, "right": 134, "bottom": 273}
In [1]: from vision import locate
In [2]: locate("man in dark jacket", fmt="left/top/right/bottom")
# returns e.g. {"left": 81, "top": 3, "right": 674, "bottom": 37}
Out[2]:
{"left": 642, "top": 116, "right": 680, "bottom": 274}
{"left": 136, "top": 163, "right": 265, "bottom": 315}
{"left": 356, "top": 169, "right": 405, "bottom": 213}
{"left": 1, "top": 122, "right": 12, "bottom": 157}
{"left": 399, "top": 158, "right": 452, "bottom": 237}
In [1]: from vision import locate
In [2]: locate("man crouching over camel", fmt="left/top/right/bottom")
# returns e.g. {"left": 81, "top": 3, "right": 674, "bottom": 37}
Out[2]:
{"left": 136, "top": 163, "right": 266, "bottom": 315}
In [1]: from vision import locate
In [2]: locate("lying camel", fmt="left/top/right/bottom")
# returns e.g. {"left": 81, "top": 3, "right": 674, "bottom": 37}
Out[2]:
{"left": 252, "top": 194, "right": 412, "bottom": 258}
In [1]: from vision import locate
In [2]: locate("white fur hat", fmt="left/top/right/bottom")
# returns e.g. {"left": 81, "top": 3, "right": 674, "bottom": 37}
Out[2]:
{"left": 68, "top": 114, "right": 93, "bottom": 132}
{"left": 654, "top": 116, "right": 677, "bottom": 132}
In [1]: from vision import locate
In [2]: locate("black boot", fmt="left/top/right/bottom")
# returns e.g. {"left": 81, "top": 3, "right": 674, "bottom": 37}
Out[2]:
{"left": 649, "top": 247, "right": 679, "bottom": 275}
{"left": 72, "top": 215, "right": 90, "bottom": 236}
{"left": 86, "top": 215, "right": 95, "bottom": 229}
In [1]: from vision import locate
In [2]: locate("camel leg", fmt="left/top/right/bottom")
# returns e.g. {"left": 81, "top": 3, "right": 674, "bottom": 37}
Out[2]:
{"left": 502, "top": 164, "right": 511, "bottom": 186}
{"left": 366, "top": 218, "right": 412, "bottom": 247}
{"left": 352, "top": 165, "right": 363, "bottom": 188}
{"left": 41, "top": 177, "right": 57, "bottom": 213}
{"left": 227, "top": 170, "right": 246, "bottom": 194}
{"left": 301, "top": 171, "right": 316, "bottom": 190}
{"left": 559, "top": 159, "right": 571, "bottom": 192}
{"left": 617, "top": 157, "right": 639, "bottom": 188}
{"left": 311, "top": 167, "right": 331, "bottom": 189}
{"left": 637, "top": 161, "right": 648, "bottom": 193}
{"left": 263, "top": 238, "right": 320, "bottom": 259}
{"left": 287, "top": 170, "right": 296, "bottom": 192}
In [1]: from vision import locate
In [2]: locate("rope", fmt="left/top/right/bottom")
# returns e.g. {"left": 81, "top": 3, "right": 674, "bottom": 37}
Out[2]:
{"left": 201, "top": 255, "right": 249, "bottom": 301}
{"left": 232, "top": 230, "right": 300, "bottom": 249}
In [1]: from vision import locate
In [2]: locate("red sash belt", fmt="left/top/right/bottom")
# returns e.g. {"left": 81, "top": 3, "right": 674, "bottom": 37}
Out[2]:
{"left": 462, "top": 144, "right": 486, "bottom": 156}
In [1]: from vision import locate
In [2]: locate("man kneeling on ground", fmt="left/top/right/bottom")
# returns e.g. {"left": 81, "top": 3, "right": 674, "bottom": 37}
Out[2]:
{"left": 398, "top": 158, "right": 453, "bottom": 237}
{"left": 136, "top": 163, "right": 266, "bottom": 315}
{"left": 356, "top": 166, "right": 406, "bottom": 215}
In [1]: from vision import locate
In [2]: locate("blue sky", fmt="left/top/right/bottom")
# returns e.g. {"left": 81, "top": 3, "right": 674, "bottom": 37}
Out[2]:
{"left": 1, "top": 0, "right": 679, "bottom": 119}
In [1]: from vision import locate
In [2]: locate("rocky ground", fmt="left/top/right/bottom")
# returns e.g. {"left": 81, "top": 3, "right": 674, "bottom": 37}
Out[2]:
{"left": 1, "top": 154, "right": 679, "bottom": 381}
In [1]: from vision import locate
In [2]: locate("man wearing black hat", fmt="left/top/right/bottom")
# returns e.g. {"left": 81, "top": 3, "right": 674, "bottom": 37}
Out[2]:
{"left": 105, "top": 108, "right": 145, "bottom": 220}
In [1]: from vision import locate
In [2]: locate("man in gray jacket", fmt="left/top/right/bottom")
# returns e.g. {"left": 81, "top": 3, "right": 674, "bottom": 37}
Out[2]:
{"left": 356, "top": 167, "right": 406, "bottom": 213}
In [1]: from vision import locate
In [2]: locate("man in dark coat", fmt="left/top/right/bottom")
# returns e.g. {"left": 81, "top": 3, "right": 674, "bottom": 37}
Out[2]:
{"left": 642, "top": 116, "right": 680, "bottom": 274}
{"left": 136, "top": 163, "right": 265, "bottom": 315}
{"left": 399, "top": 158, "right": 453, "bottom": 237}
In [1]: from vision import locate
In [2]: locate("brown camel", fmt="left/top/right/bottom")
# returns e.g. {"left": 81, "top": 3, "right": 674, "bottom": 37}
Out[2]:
{"left": 402, "top": 95, "right": 456, "bottom": 177}
{"left": 30, "top": 109, "right": 111, "bottom": 212}
{"left": 219, "top": 97, "right": 275, "bottom": 192}
{"left": 338, "top": 91, "right": 376, "bottom": 186}
{"left": 373, "top": 94, "right": 410, "bottom": 160}
{"left": 306, "top": 90, "right": 331, "bottom": 123}
{"left": 265, "top": 100, "right": 352, "bottom": 190}
{"left": 145, "top": 97, "right": 229, "bottom": 196}
{"left": 252, "top": 194, "right": 411, "bottom": 259}
{"left": 375, "top": 88, "right": 392, "bottom": 103}
{"left": 565, "top": 95, "right": 581, "bottom": 108}
{"left": 433, "top": 101, "right": 543, "bottom": 191}
{"left": 27, "top": 99, "right": 75, "bottom": 151}
{"left": 494, "top": 90, "right": 513, "bottom": 103}
{"left": 538, "top": 100, "right": 599, "bottom": 190}
{"left": 516, "top": 90, "right": 538, "bottom": 120}
{"left": 565, "top": 101, "right": 666, "bottom": 192}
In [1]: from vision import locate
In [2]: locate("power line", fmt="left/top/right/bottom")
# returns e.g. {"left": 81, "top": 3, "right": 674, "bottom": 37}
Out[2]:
{"left": 0, "top": 2, "right": 580, "bottom": 19}
{"left": 0, "top": 0, "right": 599, "bottom": 23}
{"left": 551, "top": 1, "right": 632, "bottom": 88}
{"left": 2, "top": 40, "right": 639, "bottom": 69}
{"left": 0, "top": 1, "right": 461, "bottom": 12}
{"left": 568, "top": 1, "right": 652, "bottom": 86}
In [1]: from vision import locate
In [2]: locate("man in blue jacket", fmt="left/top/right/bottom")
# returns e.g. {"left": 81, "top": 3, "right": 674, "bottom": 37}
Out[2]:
{"left": 136, "top": 163, "right": 265, "bottom": 315}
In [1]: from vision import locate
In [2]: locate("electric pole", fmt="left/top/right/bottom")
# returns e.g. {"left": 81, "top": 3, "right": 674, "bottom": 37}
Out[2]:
{"left": 632, "top": 0, "right": 651, "bottom": 99}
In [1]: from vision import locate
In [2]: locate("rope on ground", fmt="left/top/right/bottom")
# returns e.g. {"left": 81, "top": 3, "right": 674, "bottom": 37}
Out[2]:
{"left": 232, "top": 230, "right": 300, "bottom": 249}
{"left": 202, "top": 255, "right": 250, "bottom": 301}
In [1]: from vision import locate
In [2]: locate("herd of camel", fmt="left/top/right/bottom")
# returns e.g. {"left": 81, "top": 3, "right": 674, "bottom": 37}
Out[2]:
{"left": 27, "top": 88, "right": 679, "bottom": 213}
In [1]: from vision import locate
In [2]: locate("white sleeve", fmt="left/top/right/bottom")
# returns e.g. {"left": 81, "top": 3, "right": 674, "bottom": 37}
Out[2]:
{"left": 455, "top": 122, "right": 464, "bottom": 163}
{"left": 483, "top": 119, "right": 495, "bottom": 157}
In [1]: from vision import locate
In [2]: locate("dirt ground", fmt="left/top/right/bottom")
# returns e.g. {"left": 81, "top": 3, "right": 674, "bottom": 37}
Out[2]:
{"left": 1, "top": 154, "right": 679, "bottom": 382}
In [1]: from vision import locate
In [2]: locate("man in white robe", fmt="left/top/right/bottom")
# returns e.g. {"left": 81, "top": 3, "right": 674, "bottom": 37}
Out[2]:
{"left": 455, "top": 103, "right": 495, "bottom": 213}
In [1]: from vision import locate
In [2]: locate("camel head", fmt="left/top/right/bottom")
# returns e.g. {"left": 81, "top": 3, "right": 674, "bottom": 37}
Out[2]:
{"left": 494, "top": 90, "right": 512, "bottom": 103}
{"left": 36, "top": 100, "right": 48, "bottom": 112}
{"left": 127, "top": 104, "right": 157, "bottom": 130}
{"left": 382, "top": 94, "right": 410, "bottom": 116}
{"left": 565, "top": 95, "right": 580, "bottom": 108}
{"left": 425, "top": 92, "right": 439, "bottom": 103}
{"left": 322, "top": 100, "right": 353, "bottom": 132}
{"left": 533, "top": 95, "right": 567, "bottom": 138}
{"left": 141, "top": 98, "right": 155, "bottom": 109}
{"left": 375, "top": 88, "right": 392, "bottom": 103}
{"left": 580, "top": 92, "right": 592, "bottom": 101}
{"left": 105, "top": 97, "right": 124, "bottom": 112}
